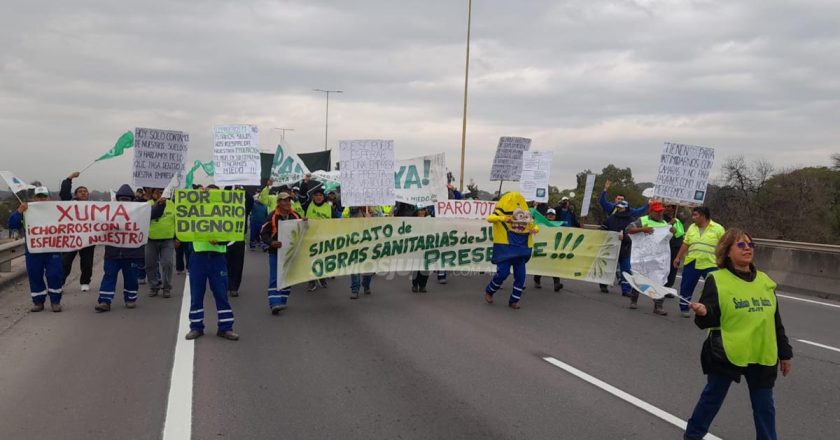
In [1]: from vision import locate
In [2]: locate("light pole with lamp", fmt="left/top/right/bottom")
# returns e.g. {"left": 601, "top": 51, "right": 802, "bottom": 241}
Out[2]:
{"left": 458, "top": 0, "right": 473, "bottom": 193}
{"left": 272, "top": 127, "right": 295, "bottom": 141}
{"left": 313, "top": 89, "right": 343, "bottom": 151}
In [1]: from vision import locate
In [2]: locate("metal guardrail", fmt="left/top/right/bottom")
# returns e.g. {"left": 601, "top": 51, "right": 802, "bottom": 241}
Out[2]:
{"left": 0, "top": 239, "right": 25, "bottom": 272}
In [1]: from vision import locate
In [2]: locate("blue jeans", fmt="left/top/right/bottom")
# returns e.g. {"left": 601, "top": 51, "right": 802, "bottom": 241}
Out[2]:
{"left": 98, "top": 258, "right": 142, "bottom": 304}
{"left": 351, "top": 274, "right": 373, "bottom": 293}
{"left": 685, "top": 373, "right": 776, "bottom": 440}
{"left": 679, "top": 261, "right": 717, "bottom": 312}
{"left": 267, "top": 253, "right": 290, "bottom": 308}
{"left": 485, "top": 257, "right": 527, "bottom": 304}
{"left": 188, "top": 252, "right": 233, "bottom": 332}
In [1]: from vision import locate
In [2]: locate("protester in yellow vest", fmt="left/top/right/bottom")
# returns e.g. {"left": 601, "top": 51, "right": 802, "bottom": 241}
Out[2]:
{"left": 305, "top": 188, "right": 332, "bottom": 291}
{"left": 673, "top": 206, "right": 725, "bottom": 317}
{"left": 684, "top": 229, "right": 792, "bottom": 440}
{"left": 625, "top": 201, "right": 675, "bottom": 315}
{"left": 259, "top": 180, "right": 305, "bottom": 218}
{"left": 146, "top": 187, "right": 176, "bottom": 298}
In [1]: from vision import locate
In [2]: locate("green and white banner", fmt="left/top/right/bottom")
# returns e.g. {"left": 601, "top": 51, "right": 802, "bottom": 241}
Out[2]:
{"left": 275, "top": 217, "right": 620, "bottom": 288}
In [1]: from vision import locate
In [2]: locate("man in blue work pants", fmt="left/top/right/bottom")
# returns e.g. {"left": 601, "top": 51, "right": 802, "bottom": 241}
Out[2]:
{"left": 185, "top": 244, "right": 238, "bottom": 341}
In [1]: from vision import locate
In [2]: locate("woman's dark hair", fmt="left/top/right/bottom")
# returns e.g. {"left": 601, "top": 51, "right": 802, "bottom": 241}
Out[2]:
{"left": 692, "top": 206, "right": 711, "bottom": 219}
{"left": 716, "top": 228, "right": 753, "bottom": 268}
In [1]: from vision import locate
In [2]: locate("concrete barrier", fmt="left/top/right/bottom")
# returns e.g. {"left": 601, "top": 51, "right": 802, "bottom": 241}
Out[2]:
{"left": 753, "top": 239, "right": 840, "bottom": 300}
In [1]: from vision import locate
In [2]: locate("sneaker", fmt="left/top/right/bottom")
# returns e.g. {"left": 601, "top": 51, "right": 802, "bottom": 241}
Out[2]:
{"left": 653, "top": 308, "right": 668, "bottom": 316}
{"left": 307, "top": 282, "right": 318, "bottom": 292}
{"left": 80, "top": 284, "right": 90, "bottom": 292}
{"left": 318, "top": 279, "right": 328, "bottom": 288}
{"left": 217, "top": 330, "right": 239, "bottom": 341}
{"left": 681, "top": 311, "right": 691, "bottom": 318}
{"left": 554, "top": 282, "right": 564, "bottom": 292}
{"left": 162, "top": 291, "right": 171, "bottom": 298}
{"left": 125, "top": 301, "right": 136, "bottom": 309}
{"left": 95, "top": 302, "right": 111, "bottom": 312}
{"left": 51, "top": 303, "right": 62, "bottom": 313}
{"left": 350, "top": 292, "right": 360, "bottom": 300}
{"left": 230, "top": 291, "right": 239, "bottom": 297}
{"left": 599, "top": 285, "right": 609, "bottom": 294}
{"left": 271, "top": 305, "right": 286, "bottom": 315}
{"left": 411, "top": 285, "right": 419, "bottom": 293}
{"left": 508, "top": 302, "right": 521, "bottom": 310}
{"left": 30, "top": 303, "right": 45, "bottom": 312}
{"left": 185, "top": 330, "right": 203, "bottom": 340}
{"left": 149, "top": 289, "right": 159, "bottom": 297}
{"left": 364, "top": 287, "right": 371, "bottom": 295}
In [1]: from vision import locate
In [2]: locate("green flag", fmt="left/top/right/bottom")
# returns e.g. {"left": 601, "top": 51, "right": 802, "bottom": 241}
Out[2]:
{"left": 185, "top": 160, "right": 215, "bottom": 188}
{"left": 96, "top": 131, "right": 135, "bottom": 161}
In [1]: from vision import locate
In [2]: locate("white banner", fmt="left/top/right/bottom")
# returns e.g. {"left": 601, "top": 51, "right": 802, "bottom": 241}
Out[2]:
{"left": 580, "top": 174, "right": 596, "bottom": 217}
{"left": 270, "top": 141, "right": 311, "bottom": 184}
{"left": 434, "top": 199, "right": 497, "bottom": 219}
{"left": 132, "top": 128, "right": 189, "bottom": 188}
{"left": 339, "top": 139, "right": 396, "bottom": 207}
{"left": 24, "top": 201, "right": 151, "bottom": 253}
{"left": 519, "top": 151, "right": 552, "bottom": 202}
{"left": 653, "top": 142, "right": 715, "bottom": 206}
{"left": 213, "top": 124, "right": 261, "bottom": 186}
{"left": 629, "top": 228, "right": 673, "bottom": 286}
{"left": 395, "top": 153, "right": 448, "bottom": 207}
{"left": 489, "top": 137, "right": 531, "bottom": 181}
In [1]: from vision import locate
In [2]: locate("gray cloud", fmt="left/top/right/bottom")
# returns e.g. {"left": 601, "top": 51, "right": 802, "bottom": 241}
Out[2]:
{"left": 1, "top": 0, "right": 837, "bottom": 193}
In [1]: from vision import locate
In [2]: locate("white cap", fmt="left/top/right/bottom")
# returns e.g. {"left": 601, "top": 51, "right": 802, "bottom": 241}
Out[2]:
{"left": 34, "top": 186, "right": 49, "bottom": 196}
{"left": 561, "top": 196, "right": 569, "bottom": 201}
{"left": 546, "top": 208, "right": 557, "bottom": 215}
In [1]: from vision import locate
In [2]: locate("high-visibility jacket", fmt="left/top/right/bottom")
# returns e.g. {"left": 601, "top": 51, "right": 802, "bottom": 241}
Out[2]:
{"left": 149, "top": 201, "right": 176, "bottom": 240}
{"left": 684, "top": 220, "right": 725, "bottom": 269}
{"left": 193, "top": 241, "right": 227, "bottom": 253}
{"left": 640, "top": 215, "right": 669, "bottom": 228}
{"left": 709, "top": 268, "right": 778, "bottom": 367}
{"left": 305, "top": 201, "right": 332, "bottom": 219}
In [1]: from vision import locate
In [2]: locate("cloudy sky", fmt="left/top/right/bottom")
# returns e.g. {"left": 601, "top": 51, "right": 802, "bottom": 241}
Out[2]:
{"left": 1, "top": 0, "right": 838, "bottom": 192}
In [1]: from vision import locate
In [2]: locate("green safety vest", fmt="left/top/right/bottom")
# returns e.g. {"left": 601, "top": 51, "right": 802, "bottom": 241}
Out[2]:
{"left": 293, "top": 200, "right": 305, "bottom": 218}
{"left": 684, "top": 220, "right": 725, "bottom": 270}
{"left": 672, "top": 218, "right": 685, "bottom": 239}
{"left": 149, "top": 201, "right": 176, "bottom": 240}
{"left": 710, "top": 269, "right": 778, "bottom": 367}
{"left": 305, "top": 202, "right": 332, "bottom": 219}
{"left": 640, "top": 215, "right": 668, "bottom": 228}
{"left": 192, "top": 241, "right": 227, "bottom": 253}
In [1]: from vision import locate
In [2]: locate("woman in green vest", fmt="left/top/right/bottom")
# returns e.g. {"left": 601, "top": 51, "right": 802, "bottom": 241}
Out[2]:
{"left": 684, "top": 228, "right": 792, "bottom": 440}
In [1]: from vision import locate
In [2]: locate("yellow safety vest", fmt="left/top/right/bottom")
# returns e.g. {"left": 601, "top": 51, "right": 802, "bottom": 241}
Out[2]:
{"left": 149, "top": 201, "right": 176, "bottom": 240}
{"left": 684, "top": 220, "right": 725, "bottom": 270}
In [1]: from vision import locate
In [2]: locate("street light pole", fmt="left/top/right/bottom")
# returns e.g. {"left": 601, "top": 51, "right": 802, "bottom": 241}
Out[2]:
{"left": 313, "top": 89, "right": 343, "bottom": 151}
{"left": 459, "top": 0, "right": 472, "bottom": 193}
{"left": 273, "top": 127, "right": 294, "bottom": 141}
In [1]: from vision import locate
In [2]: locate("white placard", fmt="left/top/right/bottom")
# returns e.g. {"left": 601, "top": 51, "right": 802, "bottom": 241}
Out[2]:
{"left": 580, "top": 174, "right": 596, "bottom": 217}
{"left": 132, "top": 128, "right": 189, "bottom": 188}
{"left": 519, "top": 151, "right": 553, "bottom": 202}
{"left": 630, "top": 227, "right": 673, "bottom": 286}
{"left": 434, "top": 199, "right": 498, "bottom": 219}
{"left": 489, "top": 137, "right": 531, "bottom": 181}
{"left": 653, "top": 142, "right": 715, "bottom": 206}
{"left": 24, "top": 201, "right": 151, "bottom": 253}
{"left": 213, "top": 124, "right": 261, "bottom": 186}
{"left": 339, "top": 139, "right": 396, "bottom": 207}
{"left": 395, "top": 153, "right": 448, "bottom": 207}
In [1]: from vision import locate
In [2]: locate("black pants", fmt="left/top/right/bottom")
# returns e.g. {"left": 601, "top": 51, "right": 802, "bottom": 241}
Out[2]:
{"left": 62, "top": 246, "right": 95, "bottom": 285}
{"left": 666, "top": 238, "right": 684, "bottom": 288}
{"left": 176, "top": 242, "right": 192, "bottom": 272}
{"left": 226, "top": 241, "right": 245, "bottom": 292}
{"left": 411, "top": 271, "right": 429, "bottom": 288}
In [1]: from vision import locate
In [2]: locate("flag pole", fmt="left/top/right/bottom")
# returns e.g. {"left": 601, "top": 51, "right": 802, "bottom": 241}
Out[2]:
{"left": 79, "top": 159, "right": 97, "bottom": 173}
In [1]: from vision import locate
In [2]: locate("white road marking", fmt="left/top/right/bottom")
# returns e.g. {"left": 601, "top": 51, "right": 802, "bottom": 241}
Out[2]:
{"left": 777, "top": 294, "right": 840, "bottom": 309}
{"left": 542, "top": 356, "right": 723, "bottom": 440}
{"left": 163, "top": 276, "right": 194, "bottom": 440}
{"left": 796, "top": 339, "right": 840, "bottom": 354}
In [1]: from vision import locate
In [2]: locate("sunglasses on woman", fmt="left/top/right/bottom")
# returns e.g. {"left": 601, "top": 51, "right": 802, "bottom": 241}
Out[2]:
{"left": 735, "top": 241, "right": 755, "bottom": 249}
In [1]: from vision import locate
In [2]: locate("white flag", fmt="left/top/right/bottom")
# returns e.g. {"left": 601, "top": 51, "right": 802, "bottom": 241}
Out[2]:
{"left": 0, "top": 171, "right": 36, "bottom": 194}
{"left": 162, "top": 171, "right": 185, "bottom": 199}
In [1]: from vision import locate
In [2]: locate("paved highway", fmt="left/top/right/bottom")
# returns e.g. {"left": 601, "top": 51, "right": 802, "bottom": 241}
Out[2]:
{"left": 1, "top": 250, "right": 838, "bottom": 439}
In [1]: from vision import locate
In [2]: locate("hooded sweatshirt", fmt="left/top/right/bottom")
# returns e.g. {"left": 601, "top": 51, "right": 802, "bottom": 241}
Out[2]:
{"left": 104, "top": 184, "right": 146, "bottom": 260}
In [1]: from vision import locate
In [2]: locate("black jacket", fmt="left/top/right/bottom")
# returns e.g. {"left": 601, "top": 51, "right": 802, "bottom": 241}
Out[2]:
{"left": 694, "top": 264, "right": 793, "bottom": 388}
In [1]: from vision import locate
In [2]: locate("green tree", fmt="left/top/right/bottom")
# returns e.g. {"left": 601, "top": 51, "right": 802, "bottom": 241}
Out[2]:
{"left": 573, "top": 164, "right": 645, "bottom": 224}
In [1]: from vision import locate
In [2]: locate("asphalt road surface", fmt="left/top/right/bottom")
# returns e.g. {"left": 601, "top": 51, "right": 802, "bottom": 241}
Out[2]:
{"left": 1, "top": 250, "right": 838, "bottom": 439}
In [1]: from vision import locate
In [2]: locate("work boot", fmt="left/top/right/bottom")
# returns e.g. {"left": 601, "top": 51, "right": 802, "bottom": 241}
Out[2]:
{"left": 653, "top": 300, "right": 667, "bottom": 316}
{"left": 350, "top": 292, "right": 360, "bottom": 300}
{"left": 217, "top": 330, "right": 239, "bottom": 341}
{"left": 51, "top": 303, "right": 62, "bottom": 313}
{"left": 534, "top": 279, "right": 542, "bottom": 289}
{"left": 125, "top": 301, "right": 137, "bottom": 309}
{"left": 30, "top": 303, "right": 45, "bottom": 312}
{"left": 599, "top": 284, "right": 609, "bottom": 294}
{"left": 271, "top": 305, "right": 286, "bottom": 315}
{"left": 508, "top": 302, "right": 521, "bottom": 310}
{"left": 185, "top": 330, "right": 203, "bottom": 340}
{"left": 364, "top": 287, "right": 371, "bottom": 295}
{"left": 95, "top": 302, "right": 111, "bottom": 313}
{"left": 554, "top": 280, "right": 564, "bottom": 292}
{"left": 484, "top": 293, "right": 494, "bottom": 304}
{"left": 629, "top": 296, "right": 638, "bottom": 309}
